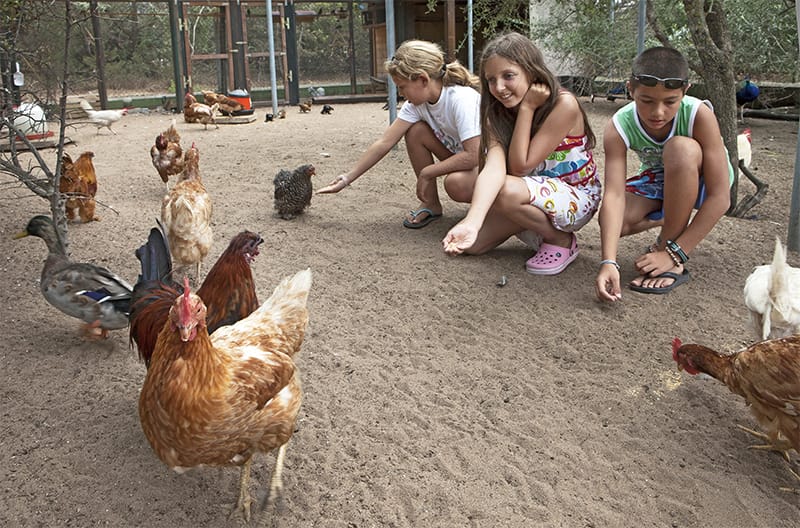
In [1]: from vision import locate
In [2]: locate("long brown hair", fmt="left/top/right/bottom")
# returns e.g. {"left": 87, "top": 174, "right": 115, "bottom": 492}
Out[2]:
{"left": 478, "top": 32, "right": 595, "bottom": 167}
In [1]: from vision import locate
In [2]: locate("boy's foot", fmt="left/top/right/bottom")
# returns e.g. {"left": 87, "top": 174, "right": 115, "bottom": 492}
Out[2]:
{"left": 629, "top": 264, "right": 690, "bottom": 294}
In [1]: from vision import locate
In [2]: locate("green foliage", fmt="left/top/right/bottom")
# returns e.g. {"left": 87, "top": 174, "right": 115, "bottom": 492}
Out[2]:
{"left": 524, "top": 0, "right": 797, "bottom": 82}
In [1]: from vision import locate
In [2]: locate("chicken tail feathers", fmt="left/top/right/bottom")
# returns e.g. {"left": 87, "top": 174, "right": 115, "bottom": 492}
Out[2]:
{"left": 136, "top": 220, "right": 173, "bottom": 284}
{"left": 769, "top": 237, "right": 791, "bottom": 316}
{"left": 79, "top": 99, "right": 93, "bottom": 113}
{"left": 257, "top": 268, "right": 312, "bottom": 319}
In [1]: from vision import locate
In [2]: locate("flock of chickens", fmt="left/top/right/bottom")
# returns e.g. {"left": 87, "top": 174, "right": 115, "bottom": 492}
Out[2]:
{"left": 13, "top": 110, "right": 321, "bottom": 522}
{"left": 11, "top": 89, "right": 800, "bottom": 517}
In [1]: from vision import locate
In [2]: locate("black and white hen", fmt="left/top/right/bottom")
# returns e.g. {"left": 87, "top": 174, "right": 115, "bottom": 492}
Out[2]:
{"left": 273, "top": 164, "right": 316, "bottom": 220}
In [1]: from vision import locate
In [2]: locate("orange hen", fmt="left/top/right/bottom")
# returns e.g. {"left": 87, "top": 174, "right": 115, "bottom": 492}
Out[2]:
{"left": 202, "top": 90, "right": 243, "bottom": 115}
{"left": 60, "top": 151, "right": 99, "bottom": 222}
{"left": 161, "top": 143, "right": 213, "bottom": 281}
{"left": 139, "top": 268, "right": 312, "bottom": 521}
{"left": 673, "top": 336, "right": 800, "bottom": 456}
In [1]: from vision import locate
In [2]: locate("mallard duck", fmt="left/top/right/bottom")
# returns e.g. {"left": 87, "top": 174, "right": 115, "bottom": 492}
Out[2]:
{"left": 14, "top": 215, "right": 133, "bottom": 339}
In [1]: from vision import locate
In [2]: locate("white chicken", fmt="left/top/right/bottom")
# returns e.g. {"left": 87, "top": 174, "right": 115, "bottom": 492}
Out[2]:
{"left": 79, "top": 99, "right": 128, "bottom": 135}
{"left": 743, "top": 237, "right": 800, "bottom": 340}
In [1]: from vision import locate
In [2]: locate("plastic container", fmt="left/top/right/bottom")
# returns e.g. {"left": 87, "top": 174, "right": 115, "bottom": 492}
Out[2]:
{"left": 227, "top": 89, "right": 251, "bottom": 110}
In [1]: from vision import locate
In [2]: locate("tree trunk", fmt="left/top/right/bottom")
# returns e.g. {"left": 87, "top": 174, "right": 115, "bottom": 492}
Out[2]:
{"left": 682, "top": 0, "right": 740, "bottom": 215}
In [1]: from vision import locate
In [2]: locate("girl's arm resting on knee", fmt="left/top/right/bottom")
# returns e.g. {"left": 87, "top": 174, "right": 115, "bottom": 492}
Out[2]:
{"left": 672, "top": 107, "right": 731, "bottom": 254}
{"left": 508, "top": 91, "right": 580, "bottom": 176}
{"left": 419, "top": 136, "right": 480, "bottom": 180}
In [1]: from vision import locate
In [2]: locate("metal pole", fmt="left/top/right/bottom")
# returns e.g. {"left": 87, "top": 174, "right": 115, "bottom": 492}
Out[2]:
{"left": 386, "top": 0, "right": 397, "bottom": 123}
{"left": 636, "top": 0, "right": 646, "bottom": 54}
{"left": 266, "top": 0, "right": 278, "bottom": 115}
{"left": 787, "top": 0, "right": 800, "bottom": 251}
{"left": 467, "top": 0, "right": 473, "bottom": 72}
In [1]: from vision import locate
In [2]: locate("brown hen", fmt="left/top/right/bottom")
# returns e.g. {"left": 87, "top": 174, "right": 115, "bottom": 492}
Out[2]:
{"left": 139, "top": 268, "right": 312, "bottom": 522}
{"left": 673, "top": 336, "right": 800, "bottom": 459}
{"left": 150, "top": 120, "right": 183, "bottom": 190}
{"left": 60, "top": 151, "right": 99, "bottom": 222}
{"left": 202, "top": 90, "right": 243, "bottom": 115}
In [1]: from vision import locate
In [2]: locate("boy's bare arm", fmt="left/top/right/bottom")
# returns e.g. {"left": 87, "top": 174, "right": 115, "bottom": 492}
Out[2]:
{"left": 673, "top": 104, "right": 731, "bottom": 254}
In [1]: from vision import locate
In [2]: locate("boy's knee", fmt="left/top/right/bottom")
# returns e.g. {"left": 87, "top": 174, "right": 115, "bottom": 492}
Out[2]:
{"left": 664, "top": 136, "right": 702, "bottom": 166}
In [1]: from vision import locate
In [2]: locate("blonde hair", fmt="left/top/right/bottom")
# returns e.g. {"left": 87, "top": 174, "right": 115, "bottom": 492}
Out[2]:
{"left": 385, "top": 40, "right": 480, "bottom": 89}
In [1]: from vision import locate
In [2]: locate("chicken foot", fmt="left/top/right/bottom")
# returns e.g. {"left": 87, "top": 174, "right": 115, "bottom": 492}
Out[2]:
{"left": 736, "top": 424, "right": 794, "bottom": 461}
{"left": 229, "top": 457, "right": 254, "bottom": 522}
{"left": 259, "top": 443, "right": 288, "bottom": 525}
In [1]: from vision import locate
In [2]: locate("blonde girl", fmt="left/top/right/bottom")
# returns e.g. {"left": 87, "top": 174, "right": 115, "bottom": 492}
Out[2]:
{"left": 318, "top": 40, "right": 481, "bottom": 229}
{"left": 442, "top": 32, "right": 599, "bottom": 275}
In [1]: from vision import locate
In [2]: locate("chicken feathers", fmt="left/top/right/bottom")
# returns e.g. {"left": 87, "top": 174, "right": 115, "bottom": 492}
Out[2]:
{"left": 673, "top": 335, "right": 800, "bottom": 454}
{"left": 161, "top": 143, "right": 213, "bottom": 280}
{"left": 150, "top": 120, "right": 183, "bottom": 189}
{"left": 79, "top": 99, "right": 127, "bottom": 135}
{"left": 274, "top": 164, "right": 315, "bottom": 219}
{"left": 138, "top": 268, "right": 312, "bottom": 520}
{"left": 744, "top": 237, "right": 800, "bottom": 340}
{"left": 130, "top": 225, "right": 264, "bottom": 368}
{"left": 60, "top": 151, "right": 99, "bottom": 222}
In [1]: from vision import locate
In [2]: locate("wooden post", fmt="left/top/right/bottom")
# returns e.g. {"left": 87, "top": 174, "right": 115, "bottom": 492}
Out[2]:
{"left": 89, "top": 0, "right": 108, "bottom": 108}
{"left": 446, "top": 0, "right": 456, "bottom": 61}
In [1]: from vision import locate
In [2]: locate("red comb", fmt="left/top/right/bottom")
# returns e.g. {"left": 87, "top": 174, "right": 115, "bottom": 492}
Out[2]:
{"left": 672, "top": 337, "right": 682, "bottom": 361}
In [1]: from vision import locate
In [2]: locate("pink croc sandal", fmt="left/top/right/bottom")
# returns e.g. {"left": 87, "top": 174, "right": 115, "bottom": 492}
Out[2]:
{"left": 525, "top": 233, "right": 579, "bottom": 275}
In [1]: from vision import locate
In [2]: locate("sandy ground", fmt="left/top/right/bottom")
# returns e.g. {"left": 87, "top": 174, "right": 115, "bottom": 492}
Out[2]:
{"left": 1, "top": 99, "right": 800, "bottom": 527}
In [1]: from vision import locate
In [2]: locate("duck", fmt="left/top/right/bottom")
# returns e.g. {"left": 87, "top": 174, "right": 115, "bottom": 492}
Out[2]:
{"left": 14, "top": 215, "right": 133, "bottom": 339}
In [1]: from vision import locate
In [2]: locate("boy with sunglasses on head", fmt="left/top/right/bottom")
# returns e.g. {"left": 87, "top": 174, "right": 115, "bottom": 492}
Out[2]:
{"left": 595, "top": 46, "right": 733, "bottom": 301}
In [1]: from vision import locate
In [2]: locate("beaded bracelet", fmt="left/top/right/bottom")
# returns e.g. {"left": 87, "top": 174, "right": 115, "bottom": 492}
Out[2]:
{"left": 664, "top": 246, "right": 682, "bottom": 267}
{"left": 665, "top": 239, "right": 689, "bottom": 263}
{"left": 599, "top": 259, "right": 620, "bottom": 270}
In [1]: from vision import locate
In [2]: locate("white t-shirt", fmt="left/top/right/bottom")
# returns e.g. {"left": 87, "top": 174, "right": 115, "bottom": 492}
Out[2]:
{"left": 397, "top": 84, "right": 481, "bottom": 154}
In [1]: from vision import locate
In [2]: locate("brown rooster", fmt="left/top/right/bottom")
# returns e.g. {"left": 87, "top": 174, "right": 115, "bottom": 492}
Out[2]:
{"left": 60, "top": 151, "right": 99, "bottom": 222}
{"left": 202, "top": 90, "right": 243, "bottom": 116}
{"left": 273, "top": 164, "right": 315, "bottom": 220}
{"left": 183, "top": 92, "right": 219, "bottom": 129}
{"left": 161, "top": 143, "right": 213, "bottom": 280}
{"left": 130, "top": 222, "right": 264, "bottom": 368}
{"left": 139, "top": 268, "right": 312, "bottom": 521}
{"left": 150, "top": 120, "right": 183, "bottom": 190}
{"left": 673, "top": 336, "right": 800, "bottom": 463}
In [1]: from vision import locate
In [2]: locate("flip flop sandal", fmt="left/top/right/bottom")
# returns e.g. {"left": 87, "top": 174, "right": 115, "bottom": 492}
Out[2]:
{"left": 403, "top": 208, "right": 442, "bottom": 229}
{"left": 525, "top": 233, "right": 579, "bottom": 275}
{"left": 629, "top": 269, "right": 691, "bottom": 294}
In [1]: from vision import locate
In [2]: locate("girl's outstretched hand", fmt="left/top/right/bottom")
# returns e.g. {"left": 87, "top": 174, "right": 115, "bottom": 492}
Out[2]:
{"left": 522, "top": 83, "right": 551, "bottom": 111}
{"left": 316, "top": 174, "right": 349, "bottom": 194}
{"left": 442, "top": 222, "right": 477, "bottom": 255}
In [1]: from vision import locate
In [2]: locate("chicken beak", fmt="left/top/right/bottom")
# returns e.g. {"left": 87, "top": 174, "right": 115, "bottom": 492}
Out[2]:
{"left": 178, "top": 324, "right": 196, "bottom": 342}
{"left": 13, "top": 230, "right": 30, "bottom": 240}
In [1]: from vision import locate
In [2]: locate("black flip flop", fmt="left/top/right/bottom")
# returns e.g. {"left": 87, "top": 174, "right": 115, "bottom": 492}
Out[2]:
{"left": 629, "top": 269, "right": 691, "bottom": 294}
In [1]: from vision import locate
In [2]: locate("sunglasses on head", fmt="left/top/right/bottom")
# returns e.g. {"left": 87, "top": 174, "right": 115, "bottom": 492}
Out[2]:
{"left": 632, "top": 74, "right": 688, "bottom": 90}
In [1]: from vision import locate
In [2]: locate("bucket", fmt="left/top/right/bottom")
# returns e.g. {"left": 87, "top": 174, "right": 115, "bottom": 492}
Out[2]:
{"left": 227, "top": 89, "right": 251, "bottom": 110}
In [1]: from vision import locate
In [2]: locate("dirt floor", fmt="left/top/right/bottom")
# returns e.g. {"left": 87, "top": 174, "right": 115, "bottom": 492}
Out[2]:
{"left": 1, "top": 99, "right": 800, "bottom": 527}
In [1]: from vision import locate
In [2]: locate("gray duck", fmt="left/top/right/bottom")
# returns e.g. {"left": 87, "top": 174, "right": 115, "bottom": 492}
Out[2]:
{"left": 14, "top": 215, "right": 133, "bottom": 338}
